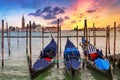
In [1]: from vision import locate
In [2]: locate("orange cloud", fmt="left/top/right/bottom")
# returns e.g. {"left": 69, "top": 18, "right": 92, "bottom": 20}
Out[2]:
{"left": 60, "top": 0, "right": 120, "bottom": 30}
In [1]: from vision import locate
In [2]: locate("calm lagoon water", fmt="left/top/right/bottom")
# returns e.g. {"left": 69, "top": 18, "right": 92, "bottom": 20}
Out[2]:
{"left": 0, "top": 31, "right": 120, "bottom": 80}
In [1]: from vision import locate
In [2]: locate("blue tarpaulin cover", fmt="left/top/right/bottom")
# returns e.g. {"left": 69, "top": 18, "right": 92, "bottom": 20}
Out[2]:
{"left": 94, "top": 58, "right": 110, "bottom": 70}
{"left": 64, "top": 38, "right": 80, "bottom": 58}
{"left": 64, "top": 47, "right": 79, "bottom": 56}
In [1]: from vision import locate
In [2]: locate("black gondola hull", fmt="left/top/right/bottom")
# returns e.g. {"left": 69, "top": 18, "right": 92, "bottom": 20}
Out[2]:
{"left": 31, "top": 59, "right": 55, "bottom": 79}
{"left": 86, "top": 60, "right": 113, "bottom": 80}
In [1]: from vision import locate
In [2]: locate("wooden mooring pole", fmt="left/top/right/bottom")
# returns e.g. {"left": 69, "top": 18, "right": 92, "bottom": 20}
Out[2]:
{"left": 26, "top": 24, "right": 32, "bottom": 78}
{"left": 2, "top": 20, "right": 4, "bottom": 67}
{"left": 93, "top": 23, "right": 96, "bottom": 46}
{"left": 105, "top": 26, "right": 108, "bottom": 58}
{"left": 6, "top": 22, "right": 11, "bottom": 56}
{"left": 85, "top": 19, "right": 88, "bottom": 42}
{"left": 82, "top": 20, "right": 86, "bottom": 69}
{"left": 26, "top": 24, "right": 28, "bottom": 55}
{"left": 82, "top": 19, "right": 88, "bottom": 69}
{"left": 88, "top": 29, "right": 90, "bottom": 42}
{"left": 60, "top": 26, "right": 61, "bottom": 56}
{"left": 29, "top": 21, "right": 32, "bottom": 66}
{"left": 113, "top": 22, "right": 116, "bottom": 68}
{"left": 106, "top": 26, "right": 111, "bottom": 58}
{"left": 42, "top": 26, "right": 44, "bottom": 50}
{"left": 76, "top": 26, "right": 78, "bottom": 49}
{"left": 57, "top": 19, "right": 60, "bottom": 68}
{"left": 84, "top": 19, "right": 88, "bottom": 51}
{"left": 108, "top": 26, "right": 110, "bottom": 56}
{"left": 17, "top": 27, "right": 19, "bottom": 44}
{"left": 83, "top": 19, "right": 86, "bottom": 41}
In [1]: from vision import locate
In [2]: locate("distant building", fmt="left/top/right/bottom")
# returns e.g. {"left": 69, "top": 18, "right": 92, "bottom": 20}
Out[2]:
{"left": 9, "top": 26, "right": 18, "bottom": 32}
{"left": 44, "top": 26, "right": 57, "bottom": 33}
{"left": 34, "top": 24, "right": 42, "bottom": 32}
{"left": 31, "top": 22, "right": 42, "bottom": 32}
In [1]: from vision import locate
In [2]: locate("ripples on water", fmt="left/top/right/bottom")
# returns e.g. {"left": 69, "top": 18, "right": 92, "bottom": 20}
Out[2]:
{"left": 0, "top": 31, "right": 120, "bottom": 80}
{"left": 0, "top": 38, "right": 30, "bottom": 80}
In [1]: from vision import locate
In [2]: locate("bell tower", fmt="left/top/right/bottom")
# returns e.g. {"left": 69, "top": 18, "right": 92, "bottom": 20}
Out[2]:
{"left": 22, "top": 15, "right": 25, "bottom": 28}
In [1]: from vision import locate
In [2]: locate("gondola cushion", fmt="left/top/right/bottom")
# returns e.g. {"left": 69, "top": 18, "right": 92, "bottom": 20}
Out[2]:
{"left": 44, "top": 57, "right": 52, "bottom": 62}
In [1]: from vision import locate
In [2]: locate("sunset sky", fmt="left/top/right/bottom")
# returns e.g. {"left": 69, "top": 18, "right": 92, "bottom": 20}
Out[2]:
{"left": 0, "top": 0, "right": 120, "bottom": 30}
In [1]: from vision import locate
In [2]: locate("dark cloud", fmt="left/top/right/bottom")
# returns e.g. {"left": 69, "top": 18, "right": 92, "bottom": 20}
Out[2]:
{"left": 42, "top": 6, "right": 52, "bottom": 13}
{"left": 53, "top": 7, "right": 65, "bottom": 15}
{"left": 29, "top": 6, "right": 65, "bottom": 20}
{"left": 41, "top": 6, "right": 56, "bottom": 19}
{"left": 71, "top": 20, "right": 76, "bottom": 23}
{"left": 29, "top": 9, "right": 41, "bottom": 16}
{"left": 87, "top": 10, "right": 96, "bottom": 13}
{"left": 64, "top": 16, "right": 70, "bottom": 19}
{"left": 50, "top": 18, "right": 64, "bottom": 24}
{"left": 43, "top": 13, "right": 56, "bottom": 19}
{"left": 62, "top": 7, "right": 66, "bottom": 9}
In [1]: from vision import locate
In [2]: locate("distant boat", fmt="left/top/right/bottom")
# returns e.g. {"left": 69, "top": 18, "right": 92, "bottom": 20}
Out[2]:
{"left": 31, "top": 38, "right": 57, "bottom": 79}
{"left": 64, "top": 38, "right": 81, "bottom": 77}
{"left": 81, "top": 37, "right": 113, "bottom": 79}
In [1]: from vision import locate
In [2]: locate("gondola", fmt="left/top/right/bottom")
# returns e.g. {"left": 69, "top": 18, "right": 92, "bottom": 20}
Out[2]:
{"left": 64, "top": 38, "right": 81, "bottom": 77}
{"left": 31, "top": 38, "right": 57, "bottom": 79}
{"left": 81, "top": 37, "right": 113, "bottom": 80}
